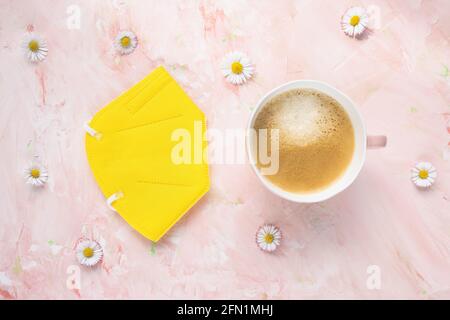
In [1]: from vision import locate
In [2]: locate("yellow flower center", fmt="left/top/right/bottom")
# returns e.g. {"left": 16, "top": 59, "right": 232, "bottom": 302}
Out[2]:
{"left": 350, "top": 15, "right": 360, "bottom": 27}
{"left": 231, "top": 61, "right": 243, "bottom": 75}
{"left": 83, "top": 247, "right": 94, "bottom": 258}
{"left": 120, "top": 36, "right": 131, "bottom": 48}
{"left": 30, "top": 168, "right": 40, "bottom": 178}
{"left": 28, "top": 40, "right": 39, "bottom": 52}
{"left": 264, "top": 234, "right": 274, "bottom": 244}
{"left": 418, "top": 169, "right": 429, "bottom": 179}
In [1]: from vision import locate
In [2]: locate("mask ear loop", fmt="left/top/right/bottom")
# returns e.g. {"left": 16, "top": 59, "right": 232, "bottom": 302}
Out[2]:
{"left": 106, "top": 191, "right": 124, "bottom": 212}
{"left": 85, "top": 119, "right": 120, "bottom": 211}
{"left": 84, "top": 120, "right": 102, "bottom": 140}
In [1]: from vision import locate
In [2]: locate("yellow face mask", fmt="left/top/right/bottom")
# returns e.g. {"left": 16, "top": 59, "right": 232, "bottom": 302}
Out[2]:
{"left": 85, "top": 66, "right": 209, "bottom": 242}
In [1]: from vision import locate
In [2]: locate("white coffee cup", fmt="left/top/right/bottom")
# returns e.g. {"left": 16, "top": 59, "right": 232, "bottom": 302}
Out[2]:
{"left": 246, "top": 80, "right": 387, "bottom": 203}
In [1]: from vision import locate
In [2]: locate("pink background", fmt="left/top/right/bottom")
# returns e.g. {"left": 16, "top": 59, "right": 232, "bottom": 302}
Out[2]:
{"left": 0, "top": 0, "right": 449, "bottom": 299}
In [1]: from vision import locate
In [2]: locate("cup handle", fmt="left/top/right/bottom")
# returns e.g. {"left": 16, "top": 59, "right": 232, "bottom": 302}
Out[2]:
{"left": 367, "top": 135, "right": 387, "bottom": 149}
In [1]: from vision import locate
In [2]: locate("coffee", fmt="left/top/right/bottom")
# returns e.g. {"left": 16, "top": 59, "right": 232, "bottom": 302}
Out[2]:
{"left": 253, "top": 88, "right": 355, "bottom": 194}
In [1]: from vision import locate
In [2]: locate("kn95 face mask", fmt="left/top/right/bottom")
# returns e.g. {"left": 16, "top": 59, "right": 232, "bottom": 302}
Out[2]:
{"left": 85, "top": 66, "right": 209, "bottom": 242}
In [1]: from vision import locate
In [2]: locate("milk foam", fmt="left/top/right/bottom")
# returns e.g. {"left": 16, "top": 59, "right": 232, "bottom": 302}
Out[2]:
{"left": 253, "top": 88, "right": 355, "bottom": 194}
{"left": 260, "top": 89, "right": 346, "bottom": 147}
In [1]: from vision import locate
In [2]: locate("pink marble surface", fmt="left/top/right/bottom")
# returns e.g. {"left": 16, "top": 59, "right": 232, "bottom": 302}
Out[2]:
{"left": 1, "top": 0, "right": 450, "bottom": 299}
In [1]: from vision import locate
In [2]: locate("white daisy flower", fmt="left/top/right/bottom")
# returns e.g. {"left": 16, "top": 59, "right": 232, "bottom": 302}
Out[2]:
{"left": 411, "top": 162, "right": 437, "bottom": 188}
{"left": 256, "top": 224, "right": 282, "bottom": 252}
{"left": 24, "top": 163, "right": 48, "bottom": 187}
{"left": 114, "top": 30, "right": 138, "bottom": 55}
{"left": 341, "top": 6, "right": 369, "bottom": 38}
{"left": 221, "top": 51, "right": 254, "bottom": 85}
{"left": 76, "top": 239, "right": 103, "bottom": 267}
{"left": 22, "top": 34, "right": 48, "bottom": 62}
